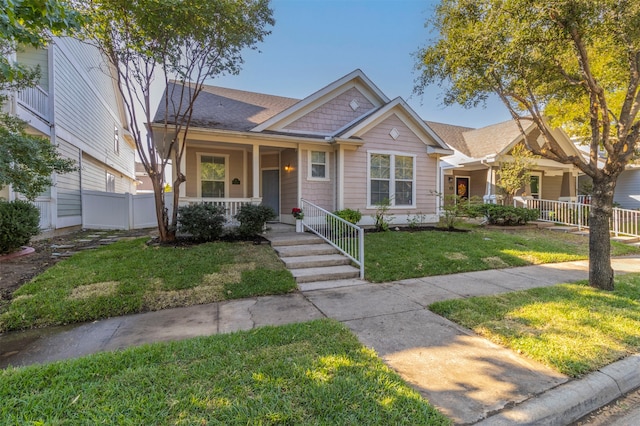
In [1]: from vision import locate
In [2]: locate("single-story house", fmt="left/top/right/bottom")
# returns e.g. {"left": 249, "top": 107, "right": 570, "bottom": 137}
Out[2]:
{"left": 427, "top": 119, "right": 585, "bottom": 204}
{"left": 150, "top": 69, "right": 453, "bottom": 226}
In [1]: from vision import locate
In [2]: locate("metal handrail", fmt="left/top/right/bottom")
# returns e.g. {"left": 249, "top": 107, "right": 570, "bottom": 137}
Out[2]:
{"left": 300, "top": 199, "right": 364, "bottom": 278}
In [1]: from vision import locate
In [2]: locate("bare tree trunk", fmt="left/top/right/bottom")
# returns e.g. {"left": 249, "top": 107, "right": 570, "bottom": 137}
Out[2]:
{"left": 150, "top": 175, "right": 174, "bottom": 242}
{"left": 588, "top": 177, "right": 616, "bottom": 290}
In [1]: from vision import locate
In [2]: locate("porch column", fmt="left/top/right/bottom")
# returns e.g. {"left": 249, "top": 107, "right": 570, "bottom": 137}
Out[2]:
{"left": 251, "top": 143, "right": 260, "bottom": 204}
{"left": 337, "top": 145, "right": 345, "bottom": 210}
{"left": 485, "top": 166, "right": 494, "bottom": 197}
{"left": 179, "top": 139, "right": 186, "bottom": 198}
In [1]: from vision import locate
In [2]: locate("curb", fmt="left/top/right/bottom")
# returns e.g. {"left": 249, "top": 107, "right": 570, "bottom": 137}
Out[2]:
{"left": 477, "top": 354, "right": 640, "bottom": 425}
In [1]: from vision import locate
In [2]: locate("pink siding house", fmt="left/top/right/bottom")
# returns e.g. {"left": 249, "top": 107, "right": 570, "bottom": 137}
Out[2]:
{"left": 150, "top": 70, "right": 452, "bottom": 225}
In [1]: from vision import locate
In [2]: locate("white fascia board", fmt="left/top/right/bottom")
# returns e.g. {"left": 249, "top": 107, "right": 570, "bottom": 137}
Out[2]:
{"left": 427, "top": 146, "right": 454, "bottom": 156}
{"left": 251, "top": 69, "right": 390, "bottom": 132}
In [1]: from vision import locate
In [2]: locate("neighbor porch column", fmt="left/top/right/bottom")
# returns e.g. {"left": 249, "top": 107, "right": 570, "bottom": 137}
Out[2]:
{"left": 179, "top": 139, "right": 187, "bottom": 198}
{"left": 251, "top": 143, "right": 260, "bottom": 204}
{"left": 485, "top": 166, "right": 494, "bottom": 197}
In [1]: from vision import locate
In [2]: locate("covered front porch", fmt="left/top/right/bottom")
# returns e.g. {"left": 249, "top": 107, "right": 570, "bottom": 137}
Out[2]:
{"left": 168, "top": 129, "right": 334, "bottom": 225}
{"left": 442, "top": 156, "right": 579, "bottom": 204}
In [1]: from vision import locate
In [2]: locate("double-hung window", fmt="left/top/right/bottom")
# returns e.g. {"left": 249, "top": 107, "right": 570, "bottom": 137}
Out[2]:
{"left": 369, "top": 152, "right": 415, "bottom": 207}
{"left": 309, "top": 151, "right": 328, "bottom": 180}
{"left": 200, "top": 155, "right": 226, "bottom": 198}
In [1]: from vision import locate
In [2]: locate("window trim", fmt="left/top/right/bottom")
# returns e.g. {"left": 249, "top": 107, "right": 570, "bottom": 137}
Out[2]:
{"left": 366, "top": 150, "right": 416, "bottom": 209}
{"left": 106, "top": 172, "right": 116, "bottom": 193}
{"left": 196, "top": 152, "right": 229, "bottom": 198}
{"left": 307, "top": 150, "right": 330, "bottom": 181}
{"left": 114, "top": 126, "right": 119, "bottom": 155}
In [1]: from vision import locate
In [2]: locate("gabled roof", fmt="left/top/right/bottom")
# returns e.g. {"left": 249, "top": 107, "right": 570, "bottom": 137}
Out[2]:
{"left": 425, "top": 121, "right": 475, "bottom": 156}
{"left": 252, "top": 69, "right": 389, "bottom": 133}
{"left": 462, "top": 119, "right": 534, "bottom": 158}
{"left": 430, "top": 117, "right": 584, "bottom": 165}
{"left": 153, "top": 83, "right": 299, "bottom": 131}
{"left": 341, "top": 97, "right": 452, "bottom": 152}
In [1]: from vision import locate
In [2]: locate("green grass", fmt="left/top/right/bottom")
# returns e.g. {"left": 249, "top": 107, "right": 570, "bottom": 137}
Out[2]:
{"left": 365, "top": 228, "right": 640, "bottom": 282}
{"left": 0, "top": 320, "right": 450, "bottom": 425}
{"left": 429, "top": 274, "right": 640, "bottom": 377}
{"left": 0, "top": 238, "right": 296, "bottom": 332}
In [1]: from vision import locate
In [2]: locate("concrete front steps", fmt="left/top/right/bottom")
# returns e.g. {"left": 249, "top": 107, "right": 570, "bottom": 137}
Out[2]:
{"left": 266, "top": 232, "right": 361, "bottom": 284}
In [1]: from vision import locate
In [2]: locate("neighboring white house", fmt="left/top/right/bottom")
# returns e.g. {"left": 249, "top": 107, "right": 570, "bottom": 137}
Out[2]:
{"left": 0, "top": 37, "right": 136, "bottom": 232}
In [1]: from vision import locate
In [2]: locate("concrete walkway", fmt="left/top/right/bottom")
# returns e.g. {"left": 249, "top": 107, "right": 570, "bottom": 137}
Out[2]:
{"left": 2, "top": 257, "right": 640, "bottom": 424}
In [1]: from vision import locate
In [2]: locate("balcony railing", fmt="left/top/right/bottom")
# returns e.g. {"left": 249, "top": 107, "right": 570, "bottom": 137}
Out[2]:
{"left": 17, "top": 85, "right": 49, "bottom": 121}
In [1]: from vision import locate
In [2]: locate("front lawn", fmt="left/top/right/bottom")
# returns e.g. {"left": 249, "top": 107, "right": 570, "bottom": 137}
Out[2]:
{"left": 365, "top": 228, "right": 640, "bottom": 282}
{"left": 0, "top": 238, "right": 296, "bottom": 332}
{"left": 0, "top": 319, "right": 450, "bottom": 425}
{"left": 429, "top": 274, "right": 640, "bottom": 377}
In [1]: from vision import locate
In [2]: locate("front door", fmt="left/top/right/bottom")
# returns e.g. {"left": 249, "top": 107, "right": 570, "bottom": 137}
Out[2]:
{"left": 455, "top": 176, "right": 470, "bottom": 200}
{"left": 262, "top": 169, "right": 280, "bottom": 216}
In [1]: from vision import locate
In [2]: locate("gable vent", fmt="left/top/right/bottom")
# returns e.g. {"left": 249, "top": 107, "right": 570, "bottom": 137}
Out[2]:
{"left": 389, "top": 127, "right": 400, "bottom": 140}
{"left": 349, "top": 99, "right": 359, "bottom": 111}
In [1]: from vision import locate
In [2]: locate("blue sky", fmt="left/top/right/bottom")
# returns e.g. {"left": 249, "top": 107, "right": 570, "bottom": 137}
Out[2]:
{"left": 211, "top": 0, "right": 512, "bottom": 128}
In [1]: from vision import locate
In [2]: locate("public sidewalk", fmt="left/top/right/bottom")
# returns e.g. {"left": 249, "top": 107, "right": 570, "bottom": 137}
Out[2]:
{"left": 2, "top": 257, "right": 640, "bottom": 424}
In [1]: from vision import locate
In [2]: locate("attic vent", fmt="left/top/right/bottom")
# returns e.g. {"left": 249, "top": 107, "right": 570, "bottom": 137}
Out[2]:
{"left": 389, "top": 127, "right": 400, "bottom": 140}
{"left": 349, "top": 99, "right": 359, "bottom": 111}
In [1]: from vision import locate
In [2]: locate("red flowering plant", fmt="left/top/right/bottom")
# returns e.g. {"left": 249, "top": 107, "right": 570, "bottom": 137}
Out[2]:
{"left": 292, "top": 207, "right": 304, "bottom": 219}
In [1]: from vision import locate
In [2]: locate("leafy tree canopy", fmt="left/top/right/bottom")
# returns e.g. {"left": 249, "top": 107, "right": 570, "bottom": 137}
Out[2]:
{"left": 78, "top": 0, "right": 274, "bottom": 241}
{"left": 416, "top": 0, "right": 640, "bottom": 180}
{"left": 416, "top": 0, "right": 640, "bottom": 290}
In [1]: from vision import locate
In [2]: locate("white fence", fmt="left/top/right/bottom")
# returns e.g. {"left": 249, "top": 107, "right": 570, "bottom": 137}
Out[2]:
{"left": 300, "top": 198, "right": 364, "bottom": 278}
{"left": 33, "top": 197, "right": 52, "bottom": 230}
{"left": 523, "top": 198, "right": 640, "bottom": 238}
{"left": 82, "top": 190, "right": 173, "bottom": 230}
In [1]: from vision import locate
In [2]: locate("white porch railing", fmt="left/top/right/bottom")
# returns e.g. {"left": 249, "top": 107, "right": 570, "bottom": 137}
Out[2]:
{"left": 523, "top": 198, "right": 640, "bottom": 238}
{"left": 179, "top": 197, "right": 253, "bottom": 225}
{"left": 17, "top": 86, "right": 49, "bottom": 121}
{"left": 300, "top": 198, "right": 364, "bottom": 278}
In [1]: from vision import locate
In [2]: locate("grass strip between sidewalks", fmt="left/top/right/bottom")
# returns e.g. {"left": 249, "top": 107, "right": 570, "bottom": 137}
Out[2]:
{"left": 429, "top": 274, "right": 640, "bottom": 377}
{"left": 365, "top": 228, "right": 640, "bottom": 282}
{"left": 0, "top": 238, "right": 297, "bottom": 332}
{"left": 0, "top": 319, "right": 450, "bottom": 425}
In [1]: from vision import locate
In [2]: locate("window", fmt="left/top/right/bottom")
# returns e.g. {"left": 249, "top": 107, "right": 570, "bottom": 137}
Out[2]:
{"left": 369, "top": 152, "right": 415, "bottom": 207}
{"left": 200, "top": 155, "right": 226, "bottom": 197}
{"left": 114, "top": 126, "right": 119, "bottom": 154}
{"left": 106, "top": 172, "right": 116, "bottom": 193}
{"left": 309, "top": 151, "right": 328, "bottom": 179}
{"left": 529, "top": 173, "right": 541, "bottom": 199}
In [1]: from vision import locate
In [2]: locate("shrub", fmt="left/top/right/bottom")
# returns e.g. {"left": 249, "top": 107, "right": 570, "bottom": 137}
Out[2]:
{"left": 468, "top": 204, "right": 539, "bottom": 226}
{"left": 0, "top": 200, "right": 40, "bottom": 254}
{"left": 178, "top": 203, "right": 226, "bottom": 241}
{"left": 438, "top": 194, "right": 482, "bottom": 230}
{"left": 333, "top": 208, "right": 362, "bottom": 225}
{"left": 234, "top": 204, "right": 276, "bottom": 238}
{"left": 373, "top": 199, "right": 393, "bottom": 231}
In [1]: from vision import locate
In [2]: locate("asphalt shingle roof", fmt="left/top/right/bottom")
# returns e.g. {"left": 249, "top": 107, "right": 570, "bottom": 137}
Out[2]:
{"left": 426, "top": 119, "right": 534, "bottom": 158}
{"left": 154, "top": 82, "right": 300, "bottom": 131}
